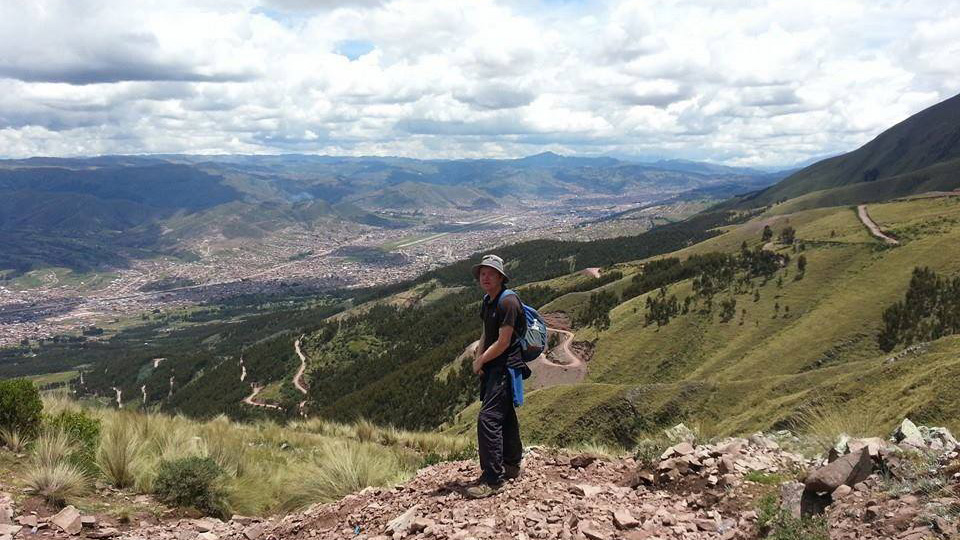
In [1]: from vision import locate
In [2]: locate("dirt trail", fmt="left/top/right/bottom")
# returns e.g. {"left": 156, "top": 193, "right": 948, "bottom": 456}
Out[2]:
{"left": 242, "top": 384, "right": 282, "bottom": 411}
{"left": 463, "top": 309, "right": 587, "bottom": 390}
{"left": 239, "top": 338, "right": 310, "bottom": 415}
{"left": 857, "top": 204, "right": 900, "bottom": 245}
{"left": 581, "top": 267, "right": 601, "bottom": 279}
{"left": 293, "top": 336, "right": 308, "bottom": 416}
{"left": 527, "top": 326, "right": 588, "bottom": 390}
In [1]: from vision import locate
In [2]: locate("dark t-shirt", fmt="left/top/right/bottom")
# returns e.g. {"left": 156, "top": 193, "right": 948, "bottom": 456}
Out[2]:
{"left": 479, "top": 288, "right": 523, "bottom": 368}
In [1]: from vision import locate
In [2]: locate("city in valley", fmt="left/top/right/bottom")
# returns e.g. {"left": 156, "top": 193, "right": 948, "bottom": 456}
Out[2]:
{"left": 0, "top": 198, "right": 702, "bottom": 346}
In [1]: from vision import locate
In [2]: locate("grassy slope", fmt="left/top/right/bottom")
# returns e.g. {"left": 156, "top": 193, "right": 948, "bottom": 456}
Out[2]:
{"left": 448, "top": 196, "right": 960, "bottom": 445}
{"left": 732, "top": 92, "right": 960, "bottom": 208}
{"left": 766, "top": 158, "right": 960, "bottom": 215}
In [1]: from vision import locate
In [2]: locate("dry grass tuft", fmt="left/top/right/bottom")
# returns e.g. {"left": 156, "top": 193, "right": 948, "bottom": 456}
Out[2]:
{"left": 24, "top": 461, "right": 90, "bottom": 507}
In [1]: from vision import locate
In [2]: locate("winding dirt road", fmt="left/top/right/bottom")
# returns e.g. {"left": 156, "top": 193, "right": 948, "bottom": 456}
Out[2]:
{"left": 242, "top": 384, "right": 282, "bottom": 411}
{"left": 527, "top": 326, "right": 588, "bottom": 390}
{"left": 293, "top": 336, "right": 309, "bottom": 416}
{"left": 241, "top": 337, "right": 310, "bottom": 415}
{"left": 857, "top": 205, "right": 899, "bottom": 245}
{"left": 462, "top": 317, "right": 587, "bottom": 390}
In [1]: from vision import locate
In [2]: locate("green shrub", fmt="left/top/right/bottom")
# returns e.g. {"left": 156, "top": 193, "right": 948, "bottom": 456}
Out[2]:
{"left": 154, "top": 457, "right": 229, "bottom": 518}
{"left": 756, "top": 494, "right": 829, "bottom": 540}
{"left": 0, "top": 379, "right": 43, "bottom": 436}
{"left": 44, "top": 411, "right": 101, "bottom": 473}
{"left": 633, "top": 437, "right": 669, "bottom": 465}
{"left": 745, "top": 471, "right": 788, "bottom": 485}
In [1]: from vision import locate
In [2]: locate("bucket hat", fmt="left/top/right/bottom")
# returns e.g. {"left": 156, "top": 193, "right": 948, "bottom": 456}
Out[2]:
{"left": 471, "top": 254, "right": 509, "bottom": 283}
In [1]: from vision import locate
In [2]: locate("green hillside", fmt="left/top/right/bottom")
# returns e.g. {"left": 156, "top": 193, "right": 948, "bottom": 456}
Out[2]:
{"left": 729, "top": 92, "right": 960, "bottom": 209}
{"left": 448, "top": 195, "right": 960, "bottom": 445}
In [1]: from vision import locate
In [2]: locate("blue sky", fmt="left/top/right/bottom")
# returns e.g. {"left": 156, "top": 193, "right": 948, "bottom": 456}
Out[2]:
{"left": 0, "top": 0, "right": 957, "bottom": 167}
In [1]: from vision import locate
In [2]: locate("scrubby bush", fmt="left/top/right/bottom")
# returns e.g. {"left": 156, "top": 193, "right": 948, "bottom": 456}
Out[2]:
{"left": 0, "top": 379, "right": 43, "bottom": 436}
{"left": 154, "top": 456, "right": 229, "bottom": 518}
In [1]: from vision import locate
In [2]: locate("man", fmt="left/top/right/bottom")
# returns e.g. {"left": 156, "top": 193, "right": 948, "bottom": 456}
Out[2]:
{"left": 465, "top": 254, "right": 524, "bottom": 499}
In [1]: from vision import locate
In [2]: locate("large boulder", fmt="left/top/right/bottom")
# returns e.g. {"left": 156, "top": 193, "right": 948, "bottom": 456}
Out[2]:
{"left": 804, "top": 447, "right": 873, "bottom": 494}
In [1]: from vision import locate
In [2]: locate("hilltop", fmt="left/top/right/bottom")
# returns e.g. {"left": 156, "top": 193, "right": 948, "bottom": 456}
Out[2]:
{"left": 723, "top": 92, "right": 960, "bottom": 211}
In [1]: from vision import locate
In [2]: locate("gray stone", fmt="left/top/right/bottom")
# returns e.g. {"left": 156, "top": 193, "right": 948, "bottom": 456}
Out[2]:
{"left": 243, "top": 522, "right": 266, "bottom": 540}
{"left": 748, "top": 433, "right": 779, "bottom": 450}
{"left": 612, "top": 509, "right": 639, "bottom": 530}
{"left": 51, "top": 505, "right": 83, "bottom": 535}
{"left": 848, "top": 437, "right": 887, "bottom": 458}
{"left": 568, "top": 484, "right": 603, "bottom": 497}
{"left": 663, "top": 423, "right": 696, "bottom": 443}
{"left": 385, "top": 505, "right": 420, "bottom": 535}
{"left": 893, "top": 419, "right": 925, "bottom": 448}
{"left": 88, "top": 528, "right": 122, "bottom": 539}
{"left": 923, "top": 426, "right": 958, "bottom": 450}
{"left": 578, "top": 520, "right": 609, "bottom": 540}
{"left": 831, "top": 484, "right": 853, "bottom": 500}
{"left": 409, "top": 517, "right": 435, "bottom": 534}
{"left": 804, "top": 447, "right": 873, "bottom": 493}
{"left": 694, "top": 518, "right": 719, "bottom": 532}
{"left": 660, "top": 442, "right": 695, "bottom": 459}
{"left": 780, "top": 482, "right": 805, "bottom": 519}
{"left": 193, "top": 518, "right": 220, "bottom": 533}
{"left": 0, "top": 524, "right": 22, "bottom": 537}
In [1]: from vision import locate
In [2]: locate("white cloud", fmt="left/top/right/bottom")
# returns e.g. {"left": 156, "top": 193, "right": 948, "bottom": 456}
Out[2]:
{"left": 0, "top": 0, "right": 957, "bottom": 167}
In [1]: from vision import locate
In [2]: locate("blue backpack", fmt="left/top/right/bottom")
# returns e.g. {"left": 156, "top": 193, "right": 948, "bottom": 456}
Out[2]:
{"left": 497, "top": 289, "right": 548, "bottom": 363}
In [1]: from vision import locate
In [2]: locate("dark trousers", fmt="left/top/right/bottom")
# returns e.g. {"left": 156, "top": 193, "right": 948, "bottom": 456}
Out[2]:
{"left": 477, "top": 365, "right": 522, "bottom": 485}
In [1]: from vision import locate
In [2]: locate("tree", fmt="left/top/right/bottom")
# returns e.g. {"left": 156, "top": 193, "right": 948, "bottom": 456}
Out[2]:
{"left": 762, "top": 225, "right": 773, "bottom": 242}
{"left": 796, "top": 255, "right": 807, "bottom": 280}
{"left": 779, "top": 226, "right": 796, "bottom": 245}
{"left": 580, "top": 290, "right": 619, "bottom": 331}
{"left": 645, "top": 287, "right": 680, "bottom": 327}
{"left": 719, "top": 297, "right": 737, "bottom": 323}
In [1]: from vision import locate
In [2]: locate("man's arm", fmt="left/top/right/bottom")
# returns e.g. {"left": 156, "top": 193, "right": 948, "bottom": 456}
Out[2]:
{"left": 474, "top": 326, "right": 485, "bottom": 359}
{"left": 473, "top": 325, "right": 513, "bottom": 374}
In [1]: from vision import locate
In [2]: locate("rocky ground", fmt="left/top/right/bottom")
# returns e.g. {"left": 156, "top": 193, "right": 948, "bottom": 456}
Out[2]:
{"left": 3, "top": 421, "right": 959, "bottom": 540}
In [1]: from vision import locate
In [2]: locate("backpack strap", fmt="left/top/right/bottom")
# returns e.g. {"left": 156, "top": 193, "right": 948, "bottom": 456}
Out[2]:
{"left": 495, "top": 289, "right": 526, "bottom": 342}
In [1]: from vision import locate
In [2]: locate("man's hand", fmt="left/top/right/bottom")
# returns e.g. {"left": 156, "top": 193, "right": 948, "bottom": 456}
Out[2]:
{"left": 472, "top": 355, "right": 484, "bottom": 375}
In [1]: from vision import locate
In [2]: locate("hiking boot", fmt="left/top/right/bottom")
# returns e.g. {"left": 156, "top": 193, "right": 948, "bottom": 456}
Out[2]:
{"left": 464, "top": 482, "right": 503, "bottom": 499}
{"left": 504, "top": 463, "right": 522, "bottom": 480}
{"left": 464, "top": 475, "right": 486, "bottom": 486}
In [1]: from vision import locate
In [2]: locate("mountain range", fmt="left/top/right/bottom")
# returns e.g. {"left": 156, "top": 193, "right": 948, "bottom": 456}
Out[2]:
{"left": 0, "top": 153, "right": 785, "bottom": 276}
